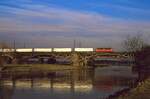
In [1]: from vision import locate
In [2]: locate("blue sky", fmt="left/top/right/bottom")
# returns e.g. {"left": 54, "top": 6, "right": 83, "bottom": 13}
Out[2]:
{"left": 0, "top": 0, "right": 150, "bottom": 50}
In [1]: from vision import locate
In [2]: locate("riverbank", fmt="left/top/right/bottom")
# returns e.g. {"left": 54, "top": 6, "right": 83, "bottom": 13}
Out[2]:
{"left": 108, "top": 77, "right": 149, "bottom": 99}
{"left": 117, "top": 78, "right": 150, "bottom": 99}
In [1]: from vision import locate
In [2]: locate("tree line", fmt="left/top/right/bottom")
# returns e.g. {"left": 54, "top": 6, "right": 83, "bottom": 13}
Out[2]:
{"left": 123, "top": 33, "right": 150, "bottom": 80}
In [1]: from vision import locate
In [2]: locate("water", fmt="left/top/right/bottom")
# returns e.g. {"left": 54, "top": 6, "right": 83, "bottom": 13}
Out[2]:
{"left": 0, "top": 66, "right": 138, "bottom": 99}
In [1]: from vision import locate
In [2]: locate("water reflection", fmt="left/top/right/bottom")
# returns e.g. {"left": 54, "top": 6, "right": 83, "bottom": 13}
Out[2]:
{"left": 0, "top": 66, "right": 138, "bottom": 99}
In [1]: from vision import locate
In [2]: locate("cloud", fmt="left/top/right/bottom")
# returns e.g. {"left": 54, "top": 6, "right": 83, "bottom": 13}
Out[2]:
{"left": 0, "top": 3, "right": 150, "bottom": 50}
{"left": 88, "top": 1, "right": 150, "bottom": 20}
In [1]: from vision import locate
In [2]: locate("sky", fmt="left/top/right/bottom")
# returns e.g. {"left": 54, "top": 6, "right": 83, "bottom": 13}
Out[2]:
{"left": 0, "top": 0, "right": 150, "bottom": 50}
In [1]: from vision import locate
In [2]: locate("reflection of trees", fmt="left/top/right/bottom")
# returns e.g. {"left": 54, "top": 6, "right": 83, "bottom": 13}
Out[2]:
{"left": 94, "top": 66, "right": 138, "bottom": 91}
{"left": 94, "top": 76, "right": 135, "bottom": 88}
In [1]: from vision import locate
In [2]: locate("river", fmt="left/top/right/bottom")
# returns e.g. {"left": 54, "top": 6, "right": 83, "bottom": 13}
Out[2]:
{"left": 0, "top": 66, "right": 138, "bottom": 99}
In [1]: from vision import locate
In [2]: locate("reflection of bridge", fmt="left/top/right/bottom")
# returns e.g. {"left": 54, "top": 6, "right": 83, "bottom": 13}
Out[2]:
{"left": 0, "top": 67, "right": 137, "bottom": 99}
{"left": 0, "top": 70, "right": 94, "bottom": 92}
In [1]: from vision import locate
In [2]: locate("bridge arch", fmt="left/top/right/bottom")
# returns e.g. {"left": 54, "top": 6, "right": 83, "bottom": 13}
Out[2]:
{"left": 1, "top": 54, "right": 14, "bottom": 64}
{"left": 2, "top": 54, "right": 14, "bottom": 59}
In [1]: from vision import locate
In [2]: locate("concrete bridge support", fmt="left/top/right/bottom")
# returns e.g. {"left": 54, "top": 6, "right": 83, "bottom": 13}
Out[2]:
{"left": 71, "top": 52, "right": 90, "bottom": 67}
{"left": 72, "top": 52, "right": 80, "bottom": 66}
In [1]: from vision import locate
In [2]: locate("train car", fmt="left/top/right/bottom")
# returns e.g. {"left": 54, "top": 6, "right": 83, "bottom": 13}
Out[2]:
{"left": 3, "top": 49, "right": 15, "bottom": 52}
{"left": 53, "top": 48, "right": 72, "bottom": 52}
{"left": 74, "top": 48, "right": 94, "bottom": 52}
{"left": 95, "top": 48, "right": 113, "bottom": 53}
{"left": 16, "top": 48, "right": 33, "bottom": 52}
{"left": 34, "top": 48, "right": 52, "bottom": 52}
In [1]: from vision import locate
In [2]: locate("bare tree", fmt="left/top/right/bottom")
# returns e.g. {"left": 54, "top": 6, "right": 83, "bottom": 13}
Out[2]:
{"left": 0, "top": 42, "right": 11, "bottom": 67}
{"left": 0, "top": 42, "right": 9, "bottom": 49}
{"left": 123, "top": 34, "right": 145, "bottom": 53}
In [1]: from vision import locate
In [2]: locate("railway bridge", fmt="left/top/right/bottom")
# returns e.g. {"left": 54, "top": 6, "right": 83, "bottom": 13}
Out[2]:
{"left": 0, "top": 48, "right": 132, "bottom": 67}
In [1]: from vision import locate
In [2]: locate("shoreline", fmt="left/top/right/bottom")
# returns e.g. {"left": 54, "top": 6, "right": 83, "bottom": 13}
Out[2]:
{"left": 107, "top": 88, "right": 131, "bottom": 99}
{"left": 107, "top": 77, "right": 150, "bottom": 99}
{"left": 1, "top": 64, "right": 94, "bottom": 72}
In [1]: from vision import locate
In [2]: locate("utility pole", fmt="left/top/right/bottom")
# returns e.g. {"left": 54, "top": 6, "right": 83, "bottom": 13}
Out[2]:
{"left": 73, "top": 39, "right": 76, "bottom": 48}
{"left": 13, "top": 40, "right": 16, "bottom": 49}
{"left": 73, "top": 39, "right": 76, "bottom": 52}
{"left": 23, "top": 42, "right": 26, "bottom": 48}
{"left": 79, "top": 40, "right": 81, "bottom": 48}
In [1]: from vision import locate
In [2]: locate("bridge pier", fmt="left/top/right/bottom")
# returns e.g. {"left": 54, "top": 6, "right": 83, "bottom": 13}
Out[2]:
{"left": 72, "top": 52, "right": 80, "bottom": 66}
{"left": 70, "top": 71, "right": 75, "bottom": 92}
{"left": 71, "top": 52, "right": 90, "bottom": 67}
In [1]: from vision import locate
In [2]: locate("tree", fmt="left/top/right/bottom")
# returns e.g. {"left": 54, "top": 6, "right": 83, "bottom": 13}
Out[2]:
{"left": 0, "top": 42, "right": 9, "bottom": 49}
{"left": 135, "top": 46, "right": 150, "bottom": 67}
{"left": 123, "top": 34, "right": 145, "bottom": 53}
{"left": 123, "top": 34, "right": 150, "bottom": 80}
{"left": 134, "top": 46, "right": 150, "bottom": 81}
{"left": 0, "top": 42, "right": 11, "bottom": 66}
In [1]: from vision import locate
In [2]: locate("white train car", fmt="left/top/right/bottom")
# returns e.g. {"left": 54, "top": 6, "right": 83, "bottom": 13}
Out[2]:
{"left": 16, "top": 48, "right": 33, "bottom": 52}
{"left": 0, "top": 49, "right": 3, "bottom": 52}
{"left": 34, "top": 48, "right": 52, "bottom": 52}
{"left": 53, "top": 48, "right": 72, "bottom": 52}
{"left": 74, "top": 48, "right": 94, "bottom": 52}
{"left": 3, "top": 49, "right": 15, "bottom": 52}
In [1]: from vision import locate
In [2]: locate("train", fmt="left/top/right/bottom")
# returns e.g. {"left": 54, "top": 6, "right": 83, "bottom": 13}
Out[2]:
{"left": 0, "top": 48, "right": 113, "bottom": 53}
